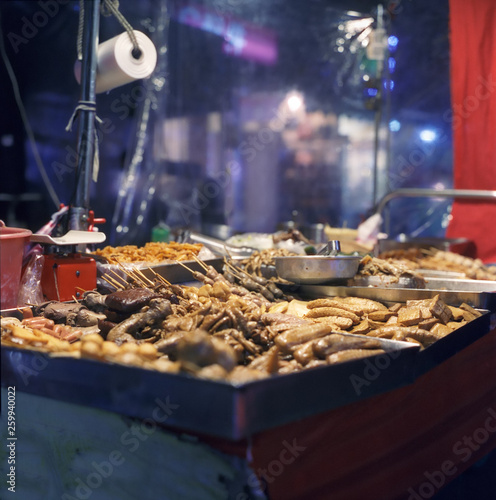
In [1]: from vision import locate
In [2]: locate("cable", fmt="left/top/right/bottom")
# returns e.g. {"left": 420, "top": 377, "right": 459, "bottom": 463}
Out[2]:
{"left": 0, "top": 8, "right": 61, "bottom": 209}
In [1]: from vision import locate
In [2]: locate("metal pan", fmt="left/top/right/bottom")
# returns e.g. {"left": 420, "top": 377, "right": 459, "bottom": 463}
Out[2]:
{"left": 274, "top": 255, "right": 361, "bottom": 284}
{"left": 1, "top": 335, "right": 419, "bottom": 440}
{"left": 299, "top": 284, "right": 496, "bottom": 311}
{"left": 298, "top": 285, "right": 493, "bottom": 375}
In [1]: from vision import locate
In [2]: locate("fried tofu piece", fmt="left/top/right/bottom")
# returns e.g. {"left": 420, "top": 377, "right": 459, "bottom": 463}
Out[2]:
{"left": 418, "top": 318, "right": 439, "bottom": 330}
{"left": 459, "top": 303, "right": 482, "bottom": 318}
{"left": 430, "top": 323, "right": 452, "bottom": 338}
{"left": 447, "top": 320, "right": 467, "bottom": 330}
{"left": 367, "top": 310, "right": 396, "bottom": 322}
{"left": 397, "top": 307, "right": 422, "bottom": 326}
{"left": 388, "top": 302, "right": 402, "bottom": 313}
{"left": 429, "top": 295, "right": 453, "bottom": 324}
{"left": 350, "top": 319, "right": 372, "bottom": 335}
{"left": 385, "top": 315, "right": 399, "bottom": 326}
{"left": 448, "top": 306, "right": 465, "bottom": 321}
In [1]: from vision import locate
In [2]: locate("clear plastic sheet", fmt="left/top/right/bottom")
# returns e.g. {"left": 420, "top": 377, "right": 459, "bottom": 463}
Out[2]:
{"left": 18, "top": 252, "right": 44, "bottom": 306}
{"left": 108, "top": 0, "right": 452, "bottom": 245}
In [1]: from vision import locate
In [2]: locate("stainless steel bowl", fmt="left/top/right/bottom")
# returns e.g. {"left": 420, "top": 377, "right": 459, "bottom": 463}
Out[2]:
{"left": 274, "top": 255, "right": 361, "bottom": 284}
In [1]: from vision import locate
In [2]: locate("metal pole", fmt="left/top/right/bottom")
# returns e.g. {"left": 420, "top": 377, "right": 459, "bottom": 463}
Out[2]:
{"left": 372, "top": 4, "right": 385, "bottom": 208}
{"left": 70, "top": 0, "right": 100, "bottom": 231}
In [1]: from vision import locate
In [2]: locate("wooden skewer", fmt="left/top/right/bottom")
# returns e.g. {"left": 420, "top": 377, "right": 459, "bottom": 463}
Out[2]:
{"left": 175, "top": 260, "right": 197, "bottom": 274}
{"left": 131, "top": 265, "right": 155, "bottom": 287}
{"left": 147, "top": 267, "right": 172, "bottom": 286}
{"left": 116, "top": 262, "right": 147, "bottom": 288}
{"left": 109, "top": 269, "right": 129, "bottom": 288}
{"left": 101, "top": 275, "right": 124, "bottom": 290}
{"left": 192, "top": 255, "right": 209, "bottom": 272}
{"left": 110, "top": 274, "right": 128, "bottom": 290}
{"left": 224, "top": 259, "right": 245, "bottom": 279}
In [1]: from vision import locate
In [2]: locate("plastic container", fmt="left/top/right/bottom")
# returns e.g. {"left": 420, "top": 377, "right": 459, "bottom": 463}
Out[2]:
{"left": 0, "top": 222, "right": 32, "bottom": 309}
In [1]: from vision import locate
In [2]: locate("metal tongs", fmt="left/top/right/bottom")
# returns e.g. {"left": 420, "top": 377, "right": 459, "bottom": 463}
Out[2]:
{"left": 317, "top": 240, "right": 341, "bottom": 256}
{"left": 179, "top": 231, "right": 255, "bottom": 258}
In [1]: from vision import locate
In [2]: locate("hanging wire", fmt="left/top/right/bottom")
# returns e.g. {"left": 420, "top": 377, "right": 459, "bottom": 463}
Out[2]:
{"left": 0, "top": 8, "right": 61, "bottom": 209}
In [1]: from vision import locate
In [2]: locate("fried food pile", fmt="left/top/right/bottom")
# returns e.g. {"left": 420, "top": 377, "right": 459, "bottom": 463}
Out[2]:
{"left": 378, "top": 248, "right": 496, "bottom": 281}
{"left": 93, "top": 241, "right": 203, "bottom": 264}
{"left": 1, "top": 259, "right": 482, "bottom": 383}
{"left": 356, "top": 254, "right": 426, "bottom": 286}
{"left": 273, "top": 294, "right": 481, "bottom": 348}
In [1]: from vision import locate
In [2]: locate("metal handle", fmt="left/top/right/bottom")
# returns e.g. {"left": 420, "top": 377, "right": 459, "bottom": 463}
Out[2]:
{"left": 184, "top": 231, "right": 254, "bottom": 257}
{"left": 318, "top": 240, "right": 341, "bottom": 256}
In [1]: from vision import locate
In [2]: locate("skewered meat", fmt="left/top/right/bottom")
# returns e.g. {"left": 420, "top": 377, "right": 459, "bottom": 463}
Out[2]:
{"left": 106, "top": 298, "right": 172, "bottom": 343}
{"left": 357, "top": 254, "right": 426, "bottom": 286}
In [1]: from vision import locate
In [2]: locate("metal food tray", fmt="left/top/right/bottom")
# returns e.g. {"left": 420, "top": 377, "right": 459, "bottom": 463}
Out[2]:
{"left": 97, "top": 257, "right": 224, "bottom": 286}
{"left": 1, "top": 334, "right": 418, "bottom": 440}
{"left": 300, "top": 284, "right": 496, "bottom": 311}
{"left": 422, "top": 277, "right": 496, "bottom": 293}
{"left": 300, "top": 285, "right": 492, "bottom": 376}
{"left": 350, "top": 275, "right": 496, "bottom": 294}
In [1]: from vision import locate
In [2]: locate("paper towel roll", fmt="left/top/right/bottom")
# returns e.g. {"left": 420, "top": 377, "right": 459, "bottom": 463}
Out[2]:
{"left": 75, "top": 30, "right": 157, "bottom": 93}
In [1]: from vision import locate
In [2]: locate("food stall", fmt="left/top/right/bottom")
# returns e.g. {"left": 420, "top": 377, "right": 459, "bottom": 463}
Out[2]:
{"left": 2, "top": 0, "right": 496, "bottom": 499}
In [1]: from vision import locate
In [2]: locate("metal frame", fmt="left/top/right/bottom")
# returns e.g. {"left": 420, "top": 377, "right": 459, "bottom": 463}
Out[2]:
{"left": 376, "top": 188, "right": 496, "bottom": 235}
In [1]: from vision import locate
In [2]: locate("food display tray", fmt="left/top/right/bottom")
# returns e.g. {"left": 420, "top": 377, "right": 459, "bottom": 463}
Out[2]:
{"left": 300, "top": 284, "right": 496, "bottom": 311}
{"left": 300, "top": 285, "right": 492, "bottom": 375}
{"left": 1, "top": 336, "right": 418, "bottom": 440}
{"left": 350, "top": 275, "right": 496, "bottom": 294}
{"left": 97, "top": 257, "right": 224, "bottom": 287}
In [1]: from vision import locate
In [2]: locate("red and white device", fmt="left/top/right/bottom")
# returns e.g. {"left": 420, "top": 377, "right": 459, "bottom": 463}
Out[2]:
{"left": 31, "top": 230, "right": 106, "bottom": 302}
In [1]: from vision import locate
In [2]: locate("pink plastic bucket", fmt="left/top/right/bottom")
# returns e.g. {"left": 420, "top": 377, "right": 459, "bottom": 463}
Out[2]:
{"left": 0, "top": 222, "right": 32, "bottom": 310}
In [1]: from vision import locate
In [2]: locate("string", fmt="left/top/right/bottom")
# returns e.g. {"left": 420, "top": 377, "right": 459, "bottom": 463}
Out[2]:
{"left": 101, "top": 0, "right": 142, "bottom": 59}
{"left": 65, "top": 100, "right": 103, "bottom": 183}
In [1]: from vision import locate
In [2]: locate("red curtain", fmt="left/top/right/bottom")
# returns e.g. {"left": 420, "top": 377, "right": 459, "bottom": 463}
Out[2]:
{"left": 446, "top": 0, "right": 496, "bottom": 263}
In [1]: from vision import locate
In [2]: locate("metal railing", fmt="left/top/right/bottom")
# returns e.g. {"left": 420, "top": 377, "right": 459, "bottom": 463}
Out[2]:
{"left": 375, "top": 188, "right": 496, "bottom": 235}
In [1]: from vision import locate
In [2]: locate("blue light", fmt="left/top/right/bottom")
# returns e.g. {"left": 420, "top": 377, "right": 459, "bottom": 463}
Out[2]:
{"left": 367, "top": 88, "right": 378, "bottom": 97}
{"left": 419, "top": 129, "right": 437, "bottom": 142}
{"left": 389, "top": 120, "right": 401, "bottom": 132}
{"left": 383, "top": 80, "right": 395, "bottom": 91}
{"left": 388, "top": 35, "right": 399, "bottom": 49}
{"left": 388, "top": 57, "right": 396, "bottom": 72}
